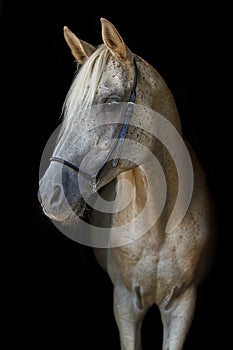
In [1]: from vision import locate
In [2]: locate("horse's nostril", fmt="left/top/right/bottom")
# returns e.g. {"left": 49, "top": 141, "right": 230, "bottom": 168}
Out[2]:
{"left": 49, "top": 185, "right": 62, "bottom": 206}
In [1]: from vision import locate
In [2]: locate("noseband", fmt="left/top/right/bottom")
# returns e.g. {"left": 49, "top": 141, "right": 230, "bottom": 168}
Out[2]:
{"left": 50, "top": 57, "right": 138, "bottom": 192}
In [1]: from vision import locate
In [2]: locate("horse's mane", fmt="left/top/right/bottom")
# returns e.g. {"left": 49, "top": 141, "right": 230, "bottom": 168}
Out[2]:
{"left": 60, "top": 44, "right": 110, "bottom": 136}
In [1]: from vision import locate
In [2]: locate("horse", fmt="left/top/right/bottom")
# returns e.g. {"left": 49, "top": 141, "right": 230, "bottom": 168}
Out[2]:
{"left": 38, "top": 18, "right": 213, "bottom": 350}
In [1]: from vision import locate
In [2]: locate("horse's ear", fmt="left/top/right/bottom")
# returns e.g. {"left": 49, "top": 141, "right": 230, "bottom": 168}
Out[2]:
{"left": 100, "top": 18, "right": 128, "bottom": 61}
{"left": 64, "top": 26, "right": 96, "bottom": 64}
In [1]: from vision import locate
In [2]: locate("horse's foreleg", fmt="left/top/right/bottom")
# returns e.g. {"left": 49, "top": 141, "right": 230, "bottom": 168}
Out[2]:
{"left": 113, "top": 284, "right": 146, "bottom": 350}
{"left": 159, "top": 286, "right": 196, "bottom": 350}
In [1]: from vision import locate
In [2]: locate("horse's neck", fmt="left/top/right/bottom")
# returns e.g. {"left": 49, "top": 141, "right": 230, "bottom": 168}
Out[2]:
{"left": 92, "top": 155, "right": 177, "bottom": 269}
{"left": 114, "top": 167, "right": 148, "bottom": 222}
{"left": 113, "top": 148, "right": 178, "bottom": 234}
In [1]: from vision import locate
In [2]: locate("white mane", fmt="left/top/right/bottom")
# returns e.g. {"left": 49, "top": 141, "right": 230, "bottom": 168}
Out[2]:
{"left": 60, "top": 44, "right": 110, "bottom": 136}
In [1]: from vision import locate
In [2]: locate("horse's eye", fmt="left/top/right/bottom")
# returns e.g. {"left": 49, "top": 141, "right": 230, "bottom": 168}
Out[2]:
{"left": 106, "top": 96, "right": 121, "bottom": 104}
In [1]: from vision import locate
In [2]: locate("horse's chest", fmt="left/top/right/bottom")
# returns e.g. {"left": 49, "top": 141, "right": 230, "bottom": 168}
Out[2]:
{"left": 109, "top": 238, "right": 160, "bottom": 301}
{"left": 109, "top": 231, "right": 201, "bottom": 307}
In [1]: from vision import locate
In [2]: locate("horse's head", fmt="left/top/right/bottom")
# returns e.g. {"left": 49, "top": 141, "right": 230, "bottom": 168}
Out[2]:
{"left": 38, "top": 18, "right": 181, "bottom": 224}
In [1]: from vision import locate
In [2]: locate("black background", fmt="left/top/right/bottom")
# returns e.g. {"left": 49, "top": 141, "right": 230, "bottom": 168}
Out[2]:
{"left": 2, "top": 1, "right": 230, "bottom": 348}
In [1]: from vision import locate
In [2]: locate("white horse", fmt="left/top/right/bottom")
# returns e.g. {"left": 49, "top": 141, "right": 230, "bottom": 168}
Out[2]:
{"left": 39, "top": 18, "right": 213, "bottom": 349}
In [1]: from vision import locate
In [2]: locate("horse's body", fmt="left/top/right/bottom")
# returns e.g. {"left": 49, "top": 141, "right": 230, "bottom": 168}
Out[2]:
{"left": 39, "top": 18, "right": 213, "bottom": 349}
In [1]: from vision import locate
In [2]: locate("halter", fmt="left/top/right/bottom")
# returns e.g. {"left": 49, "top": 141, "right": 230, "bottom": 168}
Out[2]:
{"left": 50, "top": 57, "right": 138, "bottom": 193}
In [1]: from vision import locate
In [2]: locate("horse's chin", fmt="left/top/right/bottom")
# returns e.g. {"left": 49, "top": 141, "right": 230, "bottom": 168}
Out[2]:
{"left": 41, "top": 197, "right": 89, "bottom": 226}
{"left": 61, "top": 203, "right": 93, "bottom": 227}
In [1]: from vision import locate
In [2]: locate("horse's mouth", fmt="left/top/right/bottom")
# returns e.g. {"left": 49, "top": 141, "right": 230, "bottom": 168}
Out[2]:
{"left": 39, "top": 194, "right": 88, "bottom": 224}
